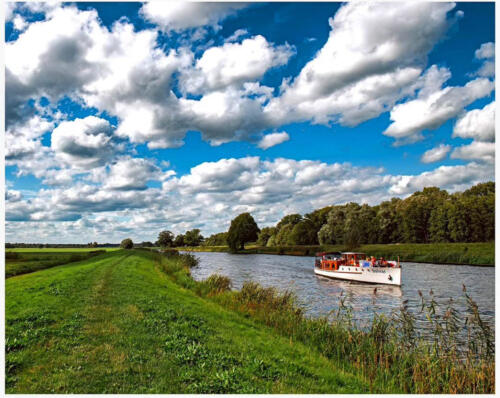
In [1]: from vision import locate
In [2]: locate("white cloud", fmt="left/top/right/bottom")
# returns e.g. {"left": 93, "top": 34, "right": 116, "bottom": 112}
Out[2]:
{"left": 421, "top": 144, "right": 451, "bottom": 163}
{"left": 103, "top": 157, "right": 162, "bottom": 191}
{"left": 181, "top": 35, "right": 294, "bottom": 94}
{"left": 51, "top": 116, "right": 117, "bottom": 169}
{"left": 451, "top": 141, "right": 495, "bottom": 163}
{"left": 473, "top": 42, "right": 495, "bottom": 78}
{"left": 383, "top": 77, "right": 494, "bottom": 143}
{"left": 388, "top": 162, "right": 493, "bottom": 195}
{"left": 265, "top": 2, "right": 458, "bottom": 127}
{"left": 475, "top": 42, "right": 495, "bottom": 59}
{"left": 453, "top": 101, "right": 495, "bottom": 142}
{"left": 12, "top": 14, "right": 28, "bottom": 31}
{"left": 140, "top": 2, "right": 247, "bottom": 32}
{"left": 258, "top": 132, "right": 290, "bottom": 149}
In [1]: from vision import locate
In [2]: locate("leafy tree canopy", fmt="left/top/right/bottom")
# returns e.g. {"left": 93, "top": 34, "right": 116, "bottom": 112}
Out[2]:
{"left": 227, "top": 213, "right": 260, "bottom": 251}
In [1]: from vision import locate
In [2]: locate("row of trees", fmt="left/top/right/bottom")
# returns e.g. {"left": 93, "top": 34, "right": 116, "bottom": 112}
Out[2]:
{"left": 203, "top": 182, "right": 495, "bottom": 249}
{"left": 156, "top": 228, "right": 204, "bottom": 248}
{"left": 152, "top": 182, "right": 494, "bottom": 251}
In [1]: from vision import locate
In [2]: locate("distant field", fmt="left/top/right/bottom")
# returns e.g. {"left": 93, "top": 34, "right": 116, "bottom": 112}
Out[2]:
{"left": 5, "top": 250, "right": 108, "bottom": 278}
{"left": 6, "top": 247, "right": 120, "bottom": 252}
{"left": 181, "top": 242, "right": 495, "bottom": 266}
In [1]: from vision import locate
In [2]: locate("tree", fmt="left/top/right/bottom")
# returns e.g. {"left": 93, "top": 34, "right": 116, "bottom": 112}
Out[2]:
{"left": 157, "top": 230, "right": 174, "bottom": 248}
{"left": 204, "top": 232, "right": 228, "bottom": 246}
{"left": 289, "top": 220, "right": 317, "bottom": 245}
{"left": 120, "top": 238, "right": 133, "bottom": 249}
{"left": 257, "top": 227, "right": 275, "bottom": 246}
{"left": 227, "top": 213, "right": 260, "bottom": 251}
{"left": 173, "top": 234, "right": 185, "bottom": 247}
{"left": 184, "top": 229, "right": 203, "bottom": 246}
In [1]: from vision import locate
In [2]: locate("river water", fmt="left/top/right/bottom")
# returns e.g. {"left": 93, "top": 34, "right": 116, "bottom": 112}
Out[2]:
{"left": 188, "top": 251, "right": 495, "bottom": 330}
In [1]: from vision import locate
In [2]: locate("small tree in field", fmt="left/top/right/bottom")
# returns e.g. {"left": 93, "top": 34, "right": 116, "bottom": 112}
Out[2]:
{"left": 120, "top": 238, "right": 133, "bottom": 249}
{"left": 157, "top": 230, "right": 174, "bottom": 248}
{"left": 227, "top": 213, "right": 260, "bottom": 252}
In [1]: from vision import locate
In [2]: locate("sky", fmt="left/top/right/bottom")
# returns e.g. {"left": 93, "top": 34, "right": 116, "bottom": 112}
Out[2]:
{"left": 4, "top": 1, "right": 496, "bottom": 243}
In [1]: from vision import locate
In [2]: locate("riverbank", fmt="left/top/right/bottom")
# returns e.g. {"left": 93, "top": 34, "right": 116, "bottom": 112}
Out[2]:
{"left": 180, "top": 242, "right": 494, "bottom": 266}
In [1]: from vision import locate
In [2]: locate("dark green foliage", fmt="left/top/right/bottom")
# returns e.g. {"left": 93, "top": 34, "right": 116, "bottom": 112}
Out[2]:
{"left": 203, "top": 232, "right": 228, "bottom": 246}
{"left": 184, "top": 229, "right": 204, "bottom": 246}
{"left": 256, "top": 227, "right": 275, "bottom": 246}
{"left": 173, "top": 234, "right": 185, "bottom": 247}
{"left": 120, "top": 238, "right": 133, "bottom": 249}
{"left": 227, "top": 213, "right": 260, "bottom": 252}
{"left": 157, "top": 230, "right": 174, "bottom": 247}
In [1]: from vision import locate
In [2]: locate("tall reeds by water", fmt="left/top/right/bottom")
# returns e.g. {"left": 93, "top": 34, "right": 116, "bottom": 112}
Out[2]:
{"left": 153, "top": 250, "right": 494, "bottom": 393}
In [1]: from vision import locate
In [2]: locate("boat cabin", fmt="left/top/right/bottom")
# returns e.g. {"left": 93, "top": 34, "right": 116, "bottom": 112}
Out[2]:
{"left": 342, "top": 252, "right": 366, "bottom": 264}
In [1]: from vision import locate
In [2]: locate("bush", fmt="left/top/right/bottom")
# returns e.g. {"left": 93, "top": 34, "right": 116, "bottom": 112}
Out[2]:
{"left": 120, "top": 238, "right": 133, "bottom": 249}
{"left": 179, "top": 253, "right": 199, "bottom": 268}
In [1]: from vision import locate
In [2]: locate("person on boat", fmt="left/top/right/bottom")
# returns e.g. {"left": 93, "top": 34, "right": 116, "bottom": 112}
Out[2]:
{"left": 370, "top": 256, "right": 376, "bottom": 266}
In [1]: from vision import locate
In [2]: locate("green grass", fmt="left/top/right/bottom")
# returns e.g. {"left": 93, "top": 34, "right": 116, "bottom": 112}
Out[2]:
{"left": 5, "top": 251, "right": 107, "bottom": 278}
{"left": 156, "top": 251, "right": 494, "bottom": 394}
{"left": 182, "top": 242, "right": 494, "bottom": 265}
{"left": 6, "top": 249, "right": 370, "bottom": 393}
{"left": 6, "top": 247, "right": 120, "bottom": 252}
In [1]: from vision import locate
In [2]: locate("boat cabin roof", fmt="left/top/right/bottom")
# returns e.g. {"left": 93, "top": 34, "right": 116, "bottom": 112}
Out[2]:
{"left": 315, "top": 251, "right": 341, "bottom": 257}
{"left": 341, "top": 252, "right": 366, "bottom": 255}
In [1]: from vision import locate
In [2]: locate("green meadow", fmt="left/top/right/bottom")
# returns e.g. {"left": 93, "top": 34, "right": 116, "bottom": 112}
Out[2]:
{"left": 6, "top": 247, "right": 121, "bottom": 252}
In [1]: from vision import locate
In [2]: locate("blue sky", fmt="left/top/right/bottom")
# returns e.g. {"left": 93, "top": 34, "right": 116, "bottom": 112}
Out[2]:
{"left": 5, "top": 2, "right": 495, "bottom": 243}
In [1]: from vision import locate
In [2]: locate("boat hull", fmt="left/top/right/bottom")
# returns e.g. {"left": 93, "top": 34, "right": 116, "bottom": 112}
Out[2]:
{"left": 314, "top": 266, "right": 401, "bottom": 286}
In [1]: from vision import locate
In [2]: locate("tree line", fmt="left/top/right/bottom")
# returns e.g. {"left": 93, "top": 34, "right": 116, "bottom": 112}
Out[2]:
{"left": 158, "top": 182, "right": 493, "bottom": 251}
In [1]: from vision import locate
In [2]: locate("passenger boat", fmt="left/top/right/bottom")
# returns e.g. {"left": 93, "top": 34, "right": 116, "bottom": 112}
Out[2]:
{"left": 314, "top": 252, "right": 402, "bottom": 286}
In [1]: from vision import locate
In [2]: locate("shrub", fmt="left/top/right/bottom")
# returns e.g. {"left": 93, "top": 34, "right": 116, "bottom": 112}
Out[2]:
{"left": 120, "top": 238, "right": 133, "bottom": 249}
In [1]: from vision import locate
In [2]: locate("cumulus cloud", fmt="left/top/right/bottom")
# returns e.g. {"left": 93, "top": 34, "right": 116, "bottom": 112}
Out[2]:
{"left": 450, "top": 141, "right": 495, "bottom": 163}
{"left": 103, "top": 157, "right": 162, "bottom": 191}
{"left": 258, "top": 132, "right": 290, "bottom": 149}
{"left": 421, "top": 144, "right": 451, "bottom": 163}
{"left": 453, "top": 101, "right": 495, "bottom": 142}
{"left": 451, "top": 101, "right": 495, "bottom": 163}
{"left": 474, "top": 42, "right": 495, "bottom": 77}
{"left": 51, "top": 116, "right": 117, "bottom": 169}
{"left": 180, "top": 35, "right": 294, "bottom": 94}
{"left": 265, "top": 2, "right": 458, "bottom": 127}
{"left": 140, "top": 2, "right": 247, "bottom": 32}
{"left": 389, "top": 162, "right": 493, "bottom": 195}
{"left": 383, "top": 76, "right": 494, "bottom": 143}
{"left": 475, "top": 42, "right": 495, "bottom": 59}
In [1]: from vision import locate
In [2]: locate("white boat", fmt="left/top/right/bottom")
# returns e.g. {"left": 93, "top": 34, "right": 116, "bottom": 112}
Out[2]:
{"left": 314, "top": 252, "right": 402, "bottom": 286}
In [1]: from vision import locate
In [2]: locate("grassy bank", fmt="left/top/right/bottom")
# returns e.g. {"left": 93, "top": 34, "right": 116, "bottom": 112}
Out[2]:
{"left": 181, "top": 242, "right": 495, "bottom": 265}
{"left": 156, "top": 250, "right": 495, "bottom": 393}
{"left": 5, "top": 250, "right": 106, "bottom": 278}
{"left": 6, "top": 249, "right": 370, "bottom": 393}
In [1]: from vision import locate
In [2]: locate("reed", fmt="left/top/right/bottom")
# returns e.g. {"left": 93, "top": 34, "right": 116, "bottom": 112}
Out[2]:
{"left": 156, "top": 251, "right": 495, "bottom": 393}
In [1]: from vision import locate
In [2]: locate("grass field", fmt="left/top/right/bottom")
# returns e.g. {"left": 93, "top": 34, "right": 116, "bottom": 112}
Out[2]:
{"left": 6, "top": 249, "right": 370, "bottom": 393}
{"left": 5, "top": 251, "right": 106, "bottom": 278}
{"left": 6, "top": 247, "right": 120, "bottom": 252}
{"left": 182, "top": 242, "right": 495, "bottom": 265}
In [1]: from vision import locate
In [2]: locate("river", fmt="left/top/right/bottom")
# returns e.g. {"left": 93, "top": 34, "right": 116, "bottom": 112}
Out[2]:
{"left": 188, "top": 251, "right": 495, "bottom": 330}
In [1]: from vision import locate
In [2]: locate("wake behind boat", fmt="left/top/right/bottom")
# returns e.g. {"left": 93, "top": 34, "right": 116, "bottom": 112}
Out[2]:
{"left": 314, "top": 252, "right": 402, "bottom": 286}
